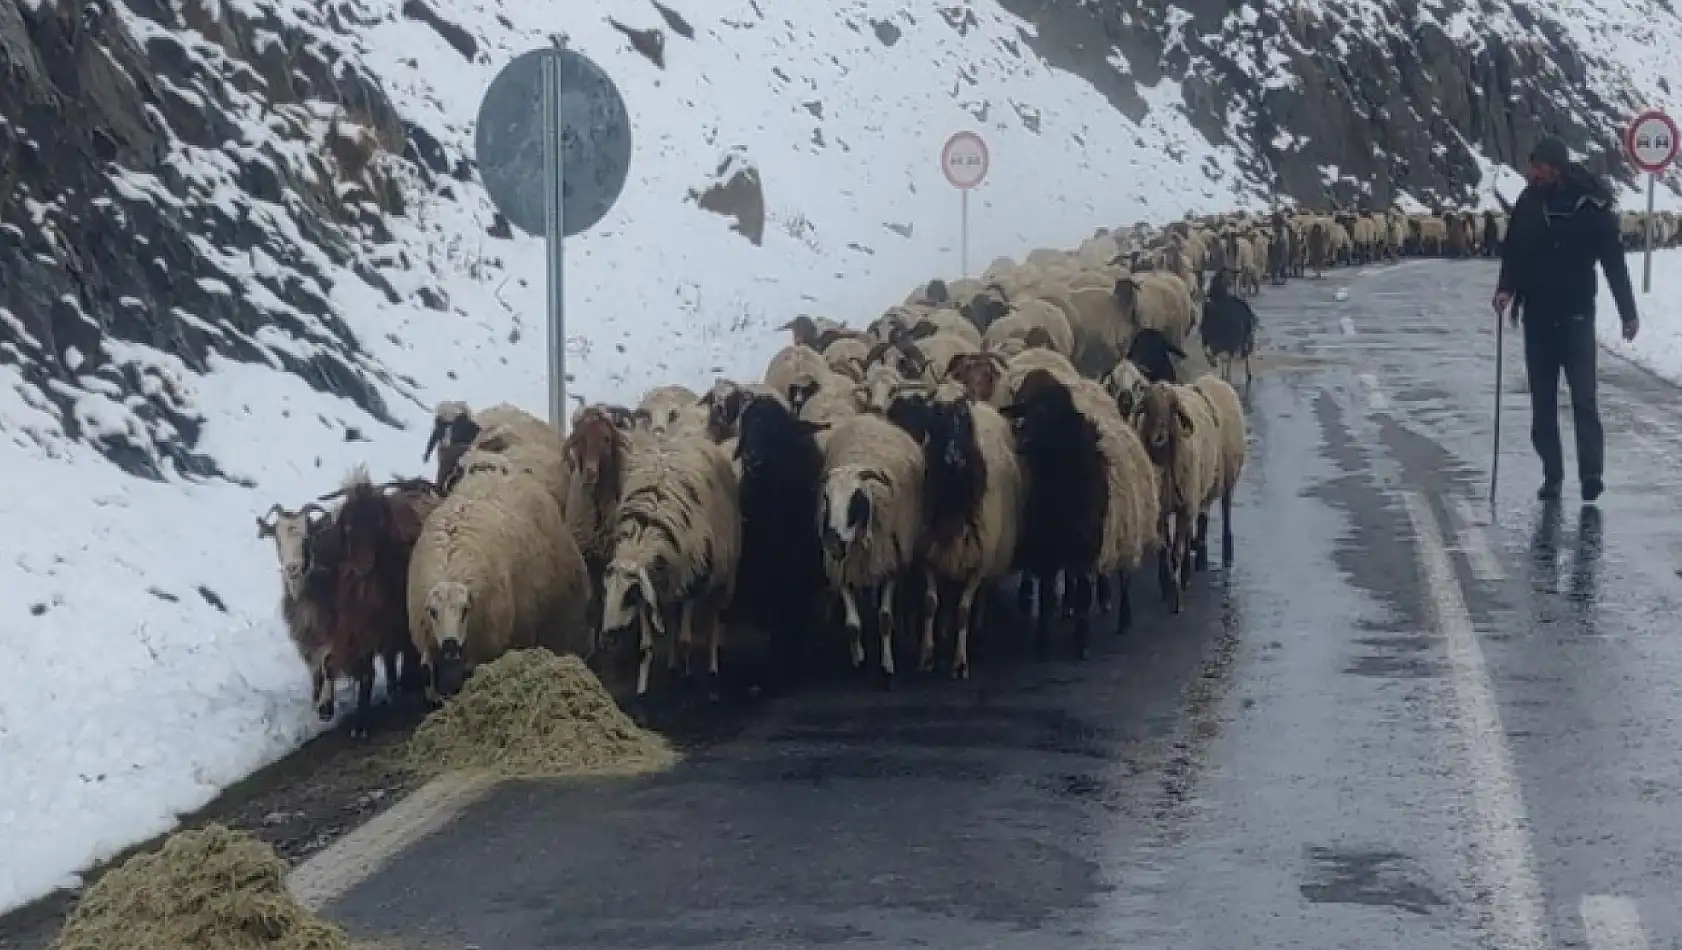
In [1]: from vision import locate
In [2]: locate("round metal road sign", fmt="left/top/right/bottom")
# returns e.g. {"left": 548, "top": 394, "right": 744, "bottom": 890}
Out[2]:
{"left": 941, "top": 131, "right": 989, "bottom": 189}
{"left": 1625, "top": 109, "right": 1679, "bottom": 174}
{"left": 474, "top": 47, "right": 633, "bottom": 237}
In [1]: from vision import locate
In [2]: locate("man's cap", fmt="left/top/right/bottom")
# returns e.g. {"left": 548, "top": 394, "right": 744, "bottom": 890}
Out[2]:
{"left": 1529, "top": 135, "right": 1571, "bottom": 170}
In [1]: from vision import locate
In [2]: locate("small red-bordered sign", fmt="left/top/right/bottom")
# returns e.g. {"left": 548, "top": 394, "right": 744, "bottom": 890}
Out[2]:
{"left": 1625, "top": 109, "right": 1680, "bottom": 173}
{"left": 941, "top": 131, "right": 990, "bottom": 189}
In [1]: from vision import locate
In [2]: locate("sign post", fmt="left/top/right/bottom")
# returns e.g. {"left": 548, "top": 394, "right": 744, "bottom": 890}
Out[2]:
{"left": 1623, "top": 108, "right": 1678, "bottom": 294}
{"left": 941, "top": 131, "right": 989, "bottom": 278}
{"left": 474, "top": 39, "right": 633, "bottom": 432}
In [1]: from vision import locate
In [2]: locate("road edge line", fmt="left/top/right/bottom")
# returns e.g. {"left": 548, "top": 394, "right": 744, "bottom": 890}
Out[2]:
{"left": 1401, "top": 490, "right": 1548, "bottom": 950}
{"left": 287, "top": 772, "right": 497, "bottom": 911}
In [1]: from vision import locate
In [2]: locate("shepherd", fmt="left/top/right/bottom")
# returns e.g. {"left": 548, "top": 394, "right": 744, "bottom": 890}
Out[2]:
{"left": 1491, "top": 135, "right": 1640, "bottom": 503}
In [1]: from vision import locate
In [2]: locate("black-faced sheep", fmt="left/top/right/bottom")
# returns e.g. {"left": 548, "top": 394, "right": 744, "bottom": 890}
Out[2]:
{"left": 599, "top": 431, "right": 742, "bottom": 702}
{"left": 1125, "top": 328, "right": 1186, "bottom": 384}
{"left": 1200, "top": 272, "right": 1259, "bottom": 385}
{"left": 425, "top": 401, "right": 569, "bottom": 508}
{"left": 913, "top": 383, "right": 1025, "bottom": 678}
{"left": 407, "top": 466, "right": 592, "bottom": 700}
{"left": 730, "top": 395, "right": 828, "bottom": 688}
{"left": 817, "top": 411, "right": 925, "bottom": 686}
{"left": 1000, "top": 369, "right": 1160, "bottom": 655}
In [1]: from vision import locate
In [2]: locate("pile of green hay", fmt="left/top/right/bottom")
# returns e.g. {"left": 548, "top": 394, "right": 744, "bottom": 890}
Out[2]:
{"left": 52, "top": 825, "right": 349, "bottom": 950}
{"left": 407, "top": 649, "right": 676, "bottom": 779}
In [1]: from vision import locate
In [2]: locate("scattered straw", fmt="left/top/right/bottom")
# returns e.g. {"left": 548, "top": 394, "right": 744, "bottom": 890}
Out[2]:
{"left": 52, "top": 825, "right": 350, "bottom": 950}
{"left": 407, "top": 649, "right": 676, "bottom": 779}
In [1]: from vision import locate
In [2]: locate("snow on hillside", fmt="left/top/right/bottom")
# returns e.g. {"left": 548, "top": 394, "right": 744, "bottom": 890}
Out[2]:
{"left": 0, "top": 0, "right": 1263, "bottom": 914}
{"left": 1597, "top": 247, "right": 1682, "bottom": 384}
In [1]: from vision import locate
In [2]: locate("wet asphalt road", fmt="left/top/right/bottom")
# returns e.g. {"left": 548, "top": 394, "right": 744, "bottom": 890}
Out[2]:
{"left": 322, "top": 259, "right": 1682, "bottom": 950}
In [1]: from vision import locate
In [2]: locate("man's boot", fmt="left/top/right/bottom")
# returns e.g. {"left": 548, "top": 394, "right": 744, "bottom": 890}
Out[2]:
{"left": 1538, "top": 479, "right": 1563, "bottom": 501}
{"left": 1581, "top": 476, "right": 1604, "bottom": 502}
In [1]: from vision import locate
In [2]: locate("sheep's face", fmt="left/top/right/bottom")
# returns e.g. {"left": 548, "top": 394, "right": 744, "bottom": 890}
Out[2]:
{"left": 884, "top": 387, "right": 932, "bottom": 442}
{"left": 422, "top": 581, "right": 472, "bottom": 696}
{"left": 1135, "top": 386, "right": 1192, "bottom": 466}
{"left": 566, "top": 413, "right": 619, "bottom": 487}
{"left": 947, "top": 355, "right": 1002, "bottom": 403}
{"left": 736, "top": 397, "right": 799, "bottom": 473}
{"left": 260, "top": 505, "right": 329, "bottom": 599}
{"left": 601, "top": 561, "right": 663, "bottom": 642}
{"left": 787, "top": 374, "right": 823, "bottom": 414}
{"left": 701, "top": 384, "right": 747, "bottom": 439}
{"left": 819, "top": 472, "right": 876, "bottom": 562}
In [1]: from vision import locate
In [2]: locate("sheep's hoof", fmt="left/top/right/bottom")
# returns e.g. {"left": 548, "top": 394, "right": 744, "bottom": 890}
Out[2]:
{"left": 1194, "top": 550, "right": 1210, "bottom": 572}
{"left": 316, "top": 703, "right": 335, "bottom": 723}
{"left": 626, "top": 696, "right": 652, "bottom": 728}
{"left": 707, "top": 673, "right": 722, "bottom": 704}
{"left": 951, "top": 660, "right": 970, "bottom": 680}
{"left": 917, "top": 653, "right": 937, "bottom": 675}
{"left": 349, "top": 722, "right": 371, "bottom": 740}
{"left": 878, "top": 668, "right": 894, "bottom": 691}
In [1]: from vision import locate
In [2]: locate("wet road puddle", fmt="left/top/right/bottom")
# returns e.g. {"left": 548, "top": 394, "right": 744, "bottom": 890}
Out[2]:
{"left": 1299, "top": 846, "right": 1446, "bottom": 916}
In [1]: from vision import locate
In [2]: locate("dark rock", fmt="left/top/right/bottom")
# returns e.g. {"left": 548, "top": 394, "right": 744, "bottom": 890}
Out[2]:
{"left": 400, "top": 0, "right": 476, "bottom": 61}
{"left": 1, "top": 0, "right": 421, "bottom": 483}
{"left": 609, "top": 17, "right": 665, "bottom": 68}
{"left": 688, "top": 155, "right": 765, "bottom": 246}
{"left": 649, "top": 0, "right": 694, "bottom": 39}
{"left": 871, "top": 18, "right": 901, "bottom": 46}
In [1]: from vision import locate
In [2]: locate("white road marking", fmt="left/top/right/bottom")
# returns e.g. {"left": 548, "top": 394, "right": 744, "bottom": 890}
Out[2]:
{"left": 1401, "top": 492, "right": 1547, "bottom": 950}
{"left": 1357, "top": 372, "right": 1388, "bottom": 410}
{"left": 1340, "top": 315, "right": 1357, "bottom": 335}
{"left": 1581, "top": 895, "right": 1650, "bottom": 950}
{"left": 288, "top": 771, "right": 497, "bottom": 910}
{"left": 1452, "top": 497, "right": 1506, "bottom": 582}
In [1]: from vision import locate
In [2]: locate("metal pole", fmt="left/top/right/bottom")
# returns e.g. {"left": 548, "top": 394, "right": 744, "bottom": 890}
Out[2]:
{"left": 541, "top": 49, "right": 568, "bottom": 433}
{"left": 960, "top": 189, "right": 969, "bottom": 278}
{"left": 1643, "top": 172, "right": 1656, "bottom": 294}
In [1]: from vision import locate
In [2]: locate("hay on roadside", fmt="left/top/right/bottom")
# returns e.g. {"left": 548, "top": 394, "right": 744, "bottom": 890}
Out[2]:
{"left": 407, "top": 649, "right": 676, "bottom": 779}
{"left": 52, "top": 825, "right": 349, "bottom": 950}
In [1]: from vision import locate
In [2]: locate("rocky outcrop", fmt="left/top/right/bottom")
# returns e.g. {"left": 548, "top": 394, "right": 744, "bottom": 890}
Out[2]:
{"left": 0, "top": 0, "right": 442, "bottom": 481}
{"left": 998, "top": 0, "right": 1672, "bottom": 209}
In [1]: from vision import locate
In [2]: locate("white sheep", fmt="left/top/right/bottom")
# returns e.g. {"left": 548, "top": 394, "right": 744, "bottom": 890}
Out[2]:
{"left": 1129, "top": 379, "right": 1224, "bottom": 612}
{"left": 764, "top": 344, "right": 831, "bottom": 404}
{"left": 637, "top": 383, "right": 706, "bottom": 436}
{"left": 407, "top": 466, "right": 592, "bottom": 699}
{"left": 1187, "top": 374, "right": 1247, "bottom": 570}
{"left": 817, "top": 411, "right": 925, "bottom": 685}
{"left": 599, "top": 430, "right": 742, "bottom": 701}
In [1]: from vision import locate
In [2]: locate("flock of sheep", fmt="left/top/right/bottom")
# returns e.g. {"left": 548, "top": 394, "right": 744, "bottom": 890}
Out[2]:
{"left": 254, "top": 204, "right": 1540, "bottom": 736}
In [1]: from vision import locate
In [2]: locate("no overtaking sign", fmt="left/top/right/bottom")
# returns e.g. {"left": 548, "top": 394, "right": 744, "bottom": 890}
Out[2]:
{"left": 1625, "top": 109, "right": 1679, "bottom": 174}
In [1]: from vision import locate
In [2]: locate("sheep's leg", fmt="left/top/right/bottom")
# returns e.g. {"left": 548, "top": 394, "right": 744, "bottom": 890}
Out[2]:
{"left": 1221, "top": 489, "right": 1236, "bottom": 566}
{"left": 842, "top": 587, "right": 865, "bottom": 670}
{"left": 1095, "top": 573, "right": 1112, "bottom": 613}
{"left": 349, "top": 656, "right": 378, "bottom": 739}
{"left": 1068, "top": 573, "right": 1093, "bottom": 661}
{"left": 1194, "top": 511, "right": 1211, "bottom": 572}
{"left": 1033, "top": 570, "right": 1059, "bottom": 659}
{"left": 1156, "top": 510, "right": 1178, "bottom": 607}
{"left": 704, "top": 597, "right": 725, "bottom": 703}
{"left": 313, "top": 661, "right": 336, "bottom": 722}
{"left": 877, "top": 578, "right": 898, "bottom": 690}
{"left": 634, "top": 611, "right": 656, "bottom": 699}
{"left": 380, "top": 648, "right": 401, "bottom": 704}
{"left": 673, "top": 602, "right": 696, "bottom": 683}
{"left": 952, "top": 578, "right": 982, "bottom": 679}
{"left": 1175, "top": 509, "right": 1195, "bottom": 598}
{"left": 1017, "top": 574, "right": 1035, "bottom": 616}
{"left": 918, "top": 567, "right": 940, "bottom": 674}
{"left": 1060, "top": 569, "right": 1076, "bottom": 619}
{"left": 1114, "top": 571, "right": 1133, "bottom": 635}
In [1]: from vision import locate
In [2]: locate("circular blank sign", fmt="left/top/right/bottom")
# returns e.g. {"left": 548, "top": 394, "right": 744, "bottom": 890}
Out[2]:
{"left": 1625, "top": 110, "right": 1679, "bottom": 174}
{"left": 942, "top": 131, "right": 989, "bottom": 189}
{"left": 474, "top": 47, "right": 633, "bottom": 237}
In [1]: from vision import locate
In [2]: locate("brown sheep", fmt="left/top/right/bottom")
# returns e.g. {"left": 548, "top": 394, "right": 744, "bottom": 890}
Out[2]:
{"left": 313, "top": 469, "right": 441, "bottom": 736}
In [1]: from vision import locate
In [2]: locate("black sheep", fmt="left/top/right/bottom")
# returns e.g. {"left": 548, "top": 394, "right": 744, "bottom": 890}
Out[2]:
{"left": 1125, "top": 328, "right": 1185, "bottom": 384}
{"left": 1200, "top": 272, "right": 1258, "bottom": 386}
{"left": 730, "top": 396, "right": 827, "bottom": 690}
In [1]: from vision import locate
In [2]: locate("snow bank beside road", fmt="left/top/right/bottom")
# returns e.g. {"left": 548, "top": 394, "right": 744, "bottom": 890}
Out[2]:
{"left": 1597, "top": 248, "right": 1682, "bottom": 384}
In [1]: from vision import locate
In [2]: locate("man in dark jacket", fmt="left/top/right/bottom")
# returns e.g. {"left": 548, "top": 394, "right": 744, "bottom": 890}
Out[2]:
{"left": 1492, "top": 136, "right": 1641, "bottom": 502}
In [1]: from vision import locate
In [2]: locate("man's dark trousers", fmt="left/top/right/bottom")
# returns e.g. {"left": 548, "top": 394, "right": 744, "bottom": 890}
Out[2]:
{"left": 1522, "top": 310, "right": 1603, "bottom": 486}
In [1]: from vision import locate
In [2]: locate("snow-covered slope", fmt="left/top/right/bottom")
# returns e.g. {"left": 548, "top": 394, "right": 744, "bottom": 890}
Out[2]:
{"left": 8, "top": 0, "right": 1682, "bottom": 918}
{"left": 0, "top": 0, "right": 1264, "bottom": 914}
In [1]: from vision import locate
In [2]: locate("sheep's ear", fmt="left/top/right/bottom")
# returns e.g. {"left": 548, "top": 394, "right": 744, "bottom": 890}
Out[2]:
{"left": 1165, "top": 340, "right": 1187, "bottom": 359}
{"left": 696, "top": 391, "right": 715, "bottom": 407}
{"left": 795, "top": 419, "right": 829, "bottom": 436}
{"left": 996, "top": 402, "right": 1025, "bottom": 420}
{"left": 255, "top": 515, "right": 274, "bottom": 539}
{"left": 906, "top": 321, "right": 940, "bottom": 341}
{"left": 422, "top": 418, "right": 446, "bottom": 461}
{"left": 1173, "top": 402, "right": 1195, "bottom": 435}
